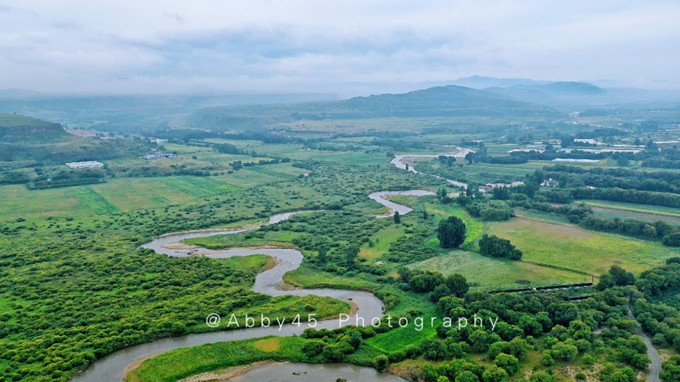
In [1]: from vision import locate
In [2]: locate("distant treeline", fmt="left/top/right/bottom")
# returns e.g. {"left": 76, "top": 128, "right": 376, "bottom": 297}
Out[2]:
{"left": 543, "top": 165, "right": 680, "bottom": 194}
{"left": 26, "top": 168, "right": 106, "bottom": 190}
{"left": 472, "top": 146, "right": 680, "bottom": 169}
{"left": 512, "top": 198, "right": 680, "bottom": 246}
{"left": 27, "top": 177, "right": 105, "bottom": 190}
{"left": 154, "top": 129, "right": 301, "bottom": 145}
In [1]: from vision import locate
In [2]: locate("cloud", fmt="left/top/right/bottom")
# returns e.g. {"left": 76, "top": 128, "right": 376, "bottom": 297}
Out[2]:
{"left": 0, "top": 0, "right": 678, "bottom": 94}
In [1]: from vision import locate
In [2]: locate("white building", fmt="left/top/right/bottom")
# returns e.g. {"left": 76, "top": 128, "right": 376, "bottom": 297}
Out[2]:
{"left": 65, "top": 161, "right": 104, "bottom": 169}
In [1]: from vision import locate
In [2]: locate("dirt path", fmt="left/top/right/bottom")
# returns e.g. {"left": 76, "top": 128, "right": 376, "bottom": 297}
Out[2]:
{"left": 628, "top": 305, "right": 662, "bottom": 382}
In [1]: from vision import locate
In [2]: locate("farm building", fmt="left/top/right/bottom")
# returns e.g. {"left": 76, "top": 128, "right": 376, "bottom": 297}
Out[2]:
{"left": 65, "top": 161, "right": 104, "bottom": 169}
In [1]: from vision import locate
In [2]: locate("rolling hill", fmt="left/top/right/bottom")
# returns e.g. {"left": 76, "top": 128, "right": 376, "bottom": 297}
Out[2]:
{"left": 183, "top": 85, "right": 561, "bottom": 131}
{"left": 0, "top": 114, "right": 149, "bottom": 162}
{"left": 0, "top": 114, "right": 69, "bottom": 142}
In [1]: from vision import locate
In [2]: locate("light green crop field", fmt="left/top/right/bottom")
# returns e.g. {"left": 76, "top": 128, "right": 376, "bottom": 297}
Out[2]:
{"left": 0, "top": 176, "right": 245, "bottom": 221}
{"left": 487, "top": 210, "right": 680, "bottom": 275}
{"left": 0, "top": 184, "right": 84, "bottom": 219}
{"left": 93, "top": 176, "right": 241, "bottom": 210}
{"left": 204, "top": 139, "right": 389, "bottom": 165}
{"left": 409, "top": 250, "right": 588, "bottom": 291}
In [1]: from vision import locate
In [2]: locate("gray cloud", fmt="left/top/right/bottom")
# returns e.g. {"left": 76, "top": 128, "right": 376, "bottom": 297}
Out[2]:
{"left": 0, "top": 0, "right": 678, "bottom": 95}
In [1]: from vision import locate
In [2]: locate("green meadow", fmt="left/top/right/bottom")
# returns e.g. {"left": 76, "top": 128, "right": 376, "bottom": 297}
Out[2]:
{"left": 487, "top": 210, "right": 680, "bottom": 275}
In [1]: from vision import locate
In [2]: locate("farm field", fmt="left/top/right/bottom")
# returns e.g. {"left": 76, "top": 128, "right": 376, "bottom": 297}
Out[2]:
{"left": 409, "top": 250, "right": 588, "bottom": 291}
{"left": 0, "top": 176, "right": 243, "bottom": 219}
{"left": 487, "top": 210, "right": 680, "bottom": 275}
{"left": 583, "top": 200, "right": 680, "bottom": 223}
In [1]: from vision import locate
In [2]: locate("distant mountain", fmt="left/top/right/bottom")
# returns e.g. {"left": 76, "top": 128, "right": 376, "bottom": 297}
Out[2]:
{"left": 0, "top": 88, "right": 46, "bottom": 99}
{"left": 334, "top": 85, "right": 560, "bottom": 118}
{"left": 541, "top": 81, "right": 606, "bottom": 95}
{"left": 485, "top": 81, "right": 611, "bottom": 111}
{"left": 452, "top": 76, "right": 548, "bottom": 89}
{"left": 0, "top": 92, "right": 338, "bottom": 134}
{"left": 184, "top": 85, "right": 561, "bottom": 131}
{"left": 0, "top": 114, "right": 68, "bottom": 142}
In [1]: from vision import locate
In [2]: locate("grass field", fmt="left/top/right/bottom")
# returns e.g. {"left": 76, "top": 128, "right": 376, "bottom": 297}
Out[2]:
{"left": 582, "top": 200, "right": 680, "bottom": 222}
{"left": 365, "top": 292, "right": 438, "bottom": 352}
{"left": 360, "top": 224, "right": 405, "bottom": 262}
{"left": 284, "top": 263, "right": 377, "bottom": 290}
{"left": 410, "top": 250, "right": 589, "bottom": 291}
{"left": 0, "top": 175, "right": 246, "bottom": 221}
{"left": 487, "top": 210, "right": 680, "bottom": 275}
{"left": 426, "top": 203, "right": 485, "bottom": 247}
{"left": 126, "top": 336, "right": 311, "bottom": 382}
{"left": 185, "top": 230, "right": 298, "bottom": 249}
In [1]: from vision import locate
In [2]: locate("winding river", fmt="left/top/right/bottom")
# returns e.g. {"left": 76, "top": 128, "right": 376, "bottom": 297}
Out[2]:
{"left": 389, "top": 148, "right": 473, "bottom": 189}
{"left": 72, "top": 150, "right": 471, "bottom": 382}
{"left": 72, "top": 196, "right": 424, "bottom": 381}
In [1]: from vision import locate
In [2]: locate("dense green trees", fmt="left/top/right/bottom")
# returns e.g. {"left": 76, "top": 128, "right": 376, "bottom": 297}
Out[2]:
{"left": 399, "top": 269, "right": 468, "bottom": 301}
{"left": 597, "top": 265, "right": 635, "bottom": 290}
{"left": 663, "top": 232, "right": 680, "bottom": 247}
{"left": 478, "top": 234, "right": 522, "bottom": 260}
{"left": 437, "top": 216, "right": 466, "bottom": 248}
{"left": 661, "top": 355, "right": 680, "bottom": 382}
{"left": 458, "top": 199, "right": 514, "bottom": 222}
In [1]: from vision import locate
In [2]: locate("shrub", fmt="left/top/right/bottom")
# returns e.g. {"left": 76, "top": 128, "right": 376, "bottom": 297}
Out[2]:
{"left": 372, "top": 355, "right": 389, "bottom": 372}
{"left": 478, "top": 234, "right": 522, "bottom": 260}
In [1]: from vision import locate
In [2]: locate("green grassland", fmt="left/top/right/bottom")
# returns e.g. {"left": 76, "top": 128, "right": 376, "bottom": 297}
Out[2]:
{"left": 410, "top": 250, "right": 588, "bottom": 291}
{"left": 185, "top": 230, "right": 299, "bottom": 249}
{"left": 0, "top": 176, "right": 243, "bottom": 219}
{"left": 125, "top": 336, "right": 306, "bottom": 382}
{"left": 488, "top": 210, "right": 680, "bottom": 275}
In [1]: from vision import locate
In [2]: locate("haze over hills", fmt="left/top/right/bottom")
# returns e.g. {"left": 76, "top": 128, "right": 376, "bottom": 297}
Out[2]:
{"left": 2, "top": 77, "right": 680, "bottom": 135}
{"left": 454, "top": 76, "right": 680, "bottom": 112}
{"left": 0, "top": 92, "right": 338, "bottom": 134}
{"left": 183, "top": 84, "right": 562, "bottom": 132}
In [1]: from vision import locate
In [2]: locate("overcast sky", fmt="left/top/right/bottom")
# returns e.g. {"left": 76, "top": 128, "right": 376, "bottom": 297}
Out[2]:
{"left": 1, "top": 0, "right": 679, "bottom": 96}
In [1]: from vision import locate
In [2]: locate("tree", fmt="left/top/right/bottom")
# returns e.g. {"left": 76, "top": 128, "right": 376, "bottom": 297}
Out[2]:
{"left": 437, "top": 187, "right": 448, "bottom": 200}
{"left": 466, "top": 152, "right": 476, "bottom": 164}
{"left": 598, "top": 265, "right": 634, "bottom": 290}
{"left": 492, "top": 187, "right": 510, "bottom": 200}
{"left": 478, "top": 234, "right": 522, "bottom": 260}
{"left": 437, "top": 216, "right": 466, "bottom": 248}
{"left": 663, "top": 232, "right": 680, "bottom": 247}
{"left": 455, "top": 371, "right": 480, "bottom": 382}
{"left": 345, "top": 245, "right": 360, "bottom": 267}
{"left": 661, "top": 355, "right": 680, "bottom": 382}
{"left": 393, "top": 211, "right": 401, "bottom": 224}
{"left": 494, "top": 353, "right": 520, "bottom": 375}
{"left": 550, "top": 342, "right": 578, "bottom": 361}
{"left": 446, "top": 274, "right": 469, "bottom": 298}
{"left": 317, "top": 245, "right": 328, "bottom": 264}
{"left": 482, "top": 365, "right": 508, "bottom": 382}
{"left": 372, "top": 355, "right": 389, "bottom": 372}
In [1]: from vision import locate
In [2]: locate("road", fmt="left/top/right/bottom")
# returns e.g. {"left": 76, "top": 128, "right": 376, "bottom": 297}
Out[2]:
{"left": 628, "top": 305, "right": 662, "bottom": 382}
